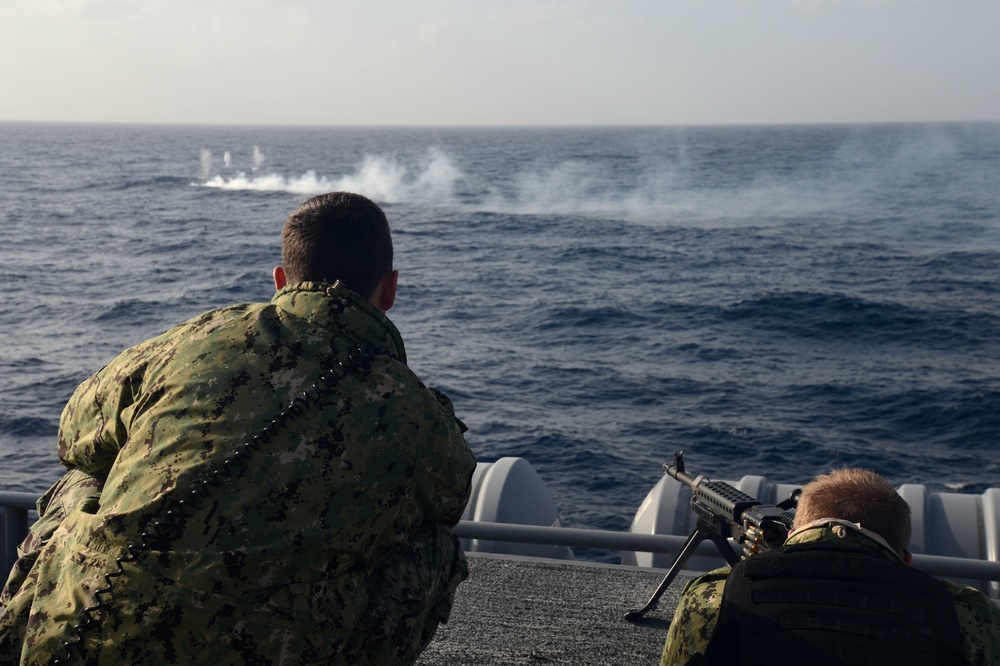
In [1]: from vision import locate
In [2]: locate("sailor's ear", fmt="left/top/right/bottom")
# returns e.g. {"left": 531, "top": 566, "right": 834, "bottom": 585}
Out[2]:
{"left": 370, "top": 270, "right": 398, "bottom": 312}
{"left": 273, "top": 266, "right": 287, "bottom": 291}
{"left": 902, "top": 549, "right": 913, "bottom": 566}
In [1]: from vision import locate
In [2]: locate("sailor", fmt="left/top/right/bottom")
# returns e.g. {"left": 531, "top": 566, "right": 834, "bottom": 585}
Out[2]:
{"left": 0, "top": 192, "right": 476, "bottom": 665}
{"left": 661, "top": 467, "right": 1000, "bottom": 666}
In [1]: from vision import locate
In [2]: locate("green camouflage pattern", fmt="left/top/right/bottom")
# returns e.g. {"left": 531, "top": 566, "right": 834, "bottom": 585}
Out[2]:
{"left": 660, "top": 521, "right": 1000, "bottom": 666}
{"left": 658, "top": 566, "right": 728, "bottom": 666}
{"left": 0, "top": 281, "right": 476, "bottom": 665}
{"left": 342, "top": 522, "right": 467, "bottom": 664}
{"left": 0, "top": 468, "right": 103, "bottom": 607}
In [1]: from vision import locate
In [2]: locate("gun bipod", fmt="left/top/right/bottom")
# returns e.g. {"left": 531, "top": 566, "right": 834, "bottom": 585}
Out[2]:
{"left": 624, "top": 521, "right": 740, "bottom": 622}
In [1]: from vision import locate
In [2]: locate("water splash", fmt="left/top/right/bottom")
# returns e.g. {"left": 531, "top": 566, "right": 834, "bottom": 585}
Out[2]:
{"left": 191, "top": 128, "right": 999, "bottom": 238}
{"left": 203, "top": 170, "right": 339, "bottom": 195}
{"left": 199, "top": 149, "right": 213, "bottom": 180}
{"left": 199, "top": 148, "right": 461, "bottom": 203}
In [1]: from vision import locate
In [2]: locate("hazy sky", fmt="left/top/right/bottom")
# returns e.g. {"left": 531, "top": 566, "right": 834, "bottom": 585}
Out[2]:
{"left": 2, "top": 0, "right": 997, "bottom": 126}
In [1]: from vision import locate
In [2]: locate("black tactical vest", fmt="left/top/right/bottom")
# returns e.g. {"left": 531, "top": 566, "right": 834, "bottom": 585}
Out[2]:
{"left": 700, "top": 544, "right": 968, "bottom": 666}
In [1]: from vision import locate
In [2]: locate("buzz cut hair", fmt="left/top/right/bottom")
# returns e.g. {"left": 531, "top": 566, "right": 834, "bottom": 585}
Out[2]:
{"left": 794, "top": 467, "right": 911, "bottom": 554}
{"left": 280, "top": 192, "right": 393, "bottom": 299}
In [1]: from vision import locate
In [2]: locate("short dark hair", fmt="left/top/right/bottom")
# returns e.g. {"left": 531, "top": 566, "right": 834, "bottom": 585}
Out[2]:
{"left": 794, "top": 467, "right": 911, "bottom": 554}
{"left": 281, "top": 192, "right": 393, "bottom": 298}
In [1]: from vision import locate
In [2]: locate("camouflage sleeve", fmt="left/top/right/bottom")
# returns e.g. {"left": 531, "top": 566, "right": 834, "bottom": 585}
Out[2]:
{"left": 57, "top": 355, "right": 141, "bottom": 475}
{"left": 941, "top": 579, "right": 1000, "bottom": 665}
{"left": 1, "top": 352, "right": 131, "bottom": 604}
{"left": 0, "top": 468, "right": 103, "bottom": 605}
{"left": 415, "top": 386, "right": 476, "bottom": 527}
{"left": 660, "top": 567, "right": 730, "bottom": 666}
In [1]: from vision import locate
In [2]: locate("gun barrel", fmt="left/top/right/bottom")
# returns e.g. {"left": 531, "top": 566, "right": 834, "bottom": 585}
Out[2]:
{"left": 665, "top": 460, "right": 757, "bottom": 522}
{"left": 666, "top": 456, "right": 794, "bottom": 532}
{"left": 628, "top": 452, "right": 797, "bottom": 620}
{"left": 663, "top": 462, "right": 698, "bottom": 489}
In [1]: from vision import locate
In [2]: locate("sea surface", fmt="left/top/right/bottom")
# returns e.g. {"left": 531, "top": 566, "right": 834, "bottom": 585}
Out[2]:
{"left": 2, "top": 122, "right": 999, "bottom": 560}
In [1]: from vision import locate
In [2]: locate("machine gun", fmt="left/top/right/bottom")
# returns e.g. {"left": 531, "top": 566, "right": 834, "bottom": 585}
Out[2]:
{"left": 624, "top": 451, "right": 799, "bottom": 621}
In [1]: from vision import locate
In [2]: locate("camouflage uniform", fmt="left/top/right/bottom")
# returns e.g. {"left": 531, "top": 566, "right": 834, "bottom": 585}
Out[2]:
{"left": 0, "top": 281, "right": 476, "bottom": 665}
{"left": 660, "top": 520, "right": 1000, "bottom": 666}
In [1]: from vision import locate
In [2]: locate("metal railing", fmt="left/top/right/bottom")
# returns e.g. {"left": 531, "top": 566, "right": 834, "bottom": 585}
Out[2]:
{"left": 0, "top": 491, "right": 36, "bottom": 573}
{"left": 3, "top": 491, "right": 1000, "bottom": 596}
{"left": 454, "top": 520, "right": 1000, "bottom": 588}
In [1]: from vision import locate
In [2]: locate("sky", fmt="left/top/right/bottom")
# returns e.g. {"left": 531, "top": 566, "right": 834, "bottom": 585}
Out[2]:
{"left": 1, "top": 0, "right": 998, "bottom": 126}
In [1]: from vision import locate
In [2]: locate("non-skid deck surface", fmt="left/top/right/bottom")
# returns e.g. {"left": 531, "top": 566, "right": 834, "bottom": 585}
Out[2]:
{"left": 418, "top": 553, "right": 689, "bottom": 665}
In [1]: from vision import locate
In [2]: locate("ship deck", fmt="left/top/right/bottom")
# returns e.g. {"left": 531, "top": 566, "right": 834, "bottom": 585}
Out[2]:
{"left": 417, "top": 553, "right": 688, "bottom": 665}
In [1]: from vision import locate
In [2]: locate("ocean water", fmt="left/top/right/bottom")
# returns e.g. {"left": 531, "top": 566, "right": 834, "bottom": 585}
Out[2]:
{"left": 1, "top": 122, "right": 999, "bottom": 557}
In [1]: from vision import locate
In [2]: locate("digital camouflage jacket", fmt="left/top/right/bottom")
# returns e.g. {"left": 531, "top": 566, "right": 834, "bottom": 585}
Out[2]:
{"left": 0, "top": 281, "right": 476, "bottom": 665}
{"left": 660, "top": 520, "right": 1000, "bottom": 666}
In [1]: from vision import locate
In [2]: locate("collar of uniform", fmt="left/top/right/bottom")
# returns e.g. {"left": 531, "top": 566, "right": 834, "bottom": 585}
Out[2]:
{"left": 271, "top": 281, "right": 407, "bottom": 364}
{"left": 786, "top": 518, "right": 905, "bottom": 564}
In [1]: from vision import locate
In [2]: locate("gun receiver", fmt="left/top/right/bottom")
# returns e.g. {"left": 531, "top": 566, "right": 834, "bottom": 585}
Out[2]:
{"left": 665, "top": 452, "right": 795, "bottom": 558}
{"left": 625, "top": 451, "right": 797, "bottom": 622}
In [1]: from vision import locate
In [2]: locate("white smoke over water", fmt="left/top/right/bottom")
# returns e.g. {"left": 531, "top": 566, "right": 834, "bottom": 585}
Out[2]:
{"left": 193, "top": 144, "right": 853, "bottom": 225}
{"left": 194, "top": 147, "right": 737, "bottom": 223}
{"left": 199, "top": 148, "right": 213, "bottom": 180}
{"left": 192, "top": 137, "right": 972, "bottom": 228}
{"left": 203, "top": 170, "right": 341, "bottom": 195}
{"left": 198, "top": 148, "right": 462, "bottom": 204}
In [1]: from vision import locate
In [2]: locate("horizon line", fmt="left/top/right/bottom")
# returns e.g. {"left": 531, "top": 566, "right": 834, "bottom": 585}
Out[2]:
{"left": 3, "top": 118, "right": 999, "bottom": 131}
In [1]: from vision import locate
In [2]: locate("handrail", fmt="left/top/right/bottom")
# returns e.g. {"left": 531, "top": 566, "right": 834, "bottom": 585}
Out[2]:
{"left": 0, "top": 492, "right": 37, "bottom": 511}
{"left": 0, "top": 491, "right": 37, "bottom": 573}
{"left": 3, "top": 492, "right": 1000, "bottom": 593}
{"left": 454, "top": 520, "right": 1000, "bottom": 585}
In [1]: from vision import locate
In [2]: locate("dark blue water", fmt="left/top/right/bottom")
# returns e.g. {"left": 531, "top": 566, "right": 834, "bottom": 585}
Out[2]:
{"left": 2, "top": 122, "right": 999, "bottom": 554}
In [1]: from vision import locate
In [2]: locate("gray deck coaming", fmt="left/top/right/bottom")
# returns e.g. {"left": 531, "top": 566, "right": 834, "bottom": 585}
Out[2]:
{"left": 418, "top": 553, "right": 690, "bottom": 665}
